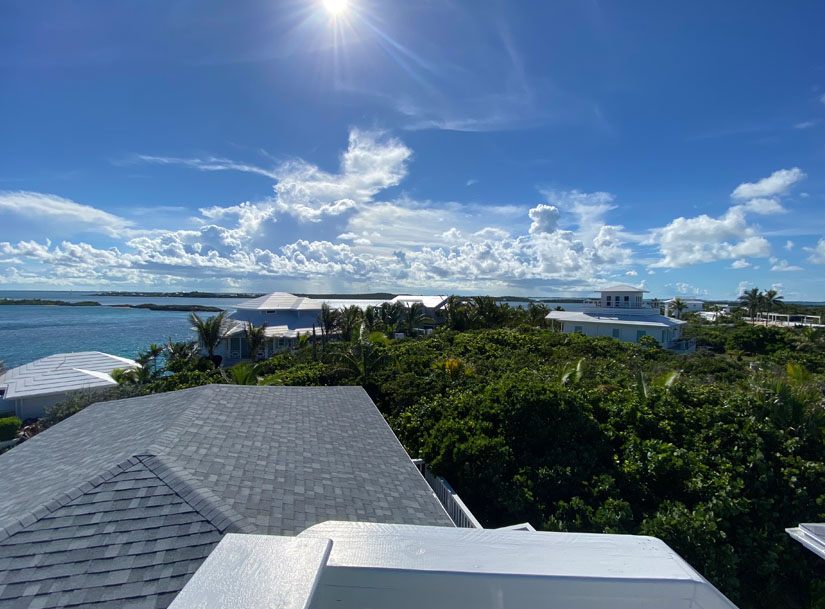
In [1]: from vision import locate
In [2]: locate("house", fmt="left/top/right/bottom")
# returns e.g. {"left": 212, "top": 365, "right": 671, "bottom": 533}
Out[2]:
{"left": 210, "top": 292, "right": 446, "bottom": 363}
{"left": 0, "top": 384, "right": 739, "bottom": 609}
{"left": 546, "top": 285, "right": 693, "bottom": 351}
{"left": 214, "top": 292, "right": 326, "bottom": 362}
{"left": 0, "top": 351, "right": 139, "bottom": 421}
{"left": 388, "top": 294, "right": 449, "bottom": 325}
{"left": 0, "top": 385, "right": 454, "bottom": 608}
{"left": 664, "top": 298, "right": 705, "bottom": 317}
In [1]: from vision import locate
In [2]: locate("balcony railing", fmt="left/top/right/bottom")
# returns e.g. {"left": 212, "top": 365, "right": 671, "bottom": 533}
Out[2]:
{"left": 584, "top": 299, "right": 655, "bottom": 309}
{"left": 413, "top": 459, "right": 483, "bottom": 528}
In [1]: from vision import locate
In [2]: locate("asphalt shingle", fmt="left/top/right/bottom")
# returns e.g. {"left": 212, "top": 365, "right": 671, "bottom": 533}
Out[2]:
{"left": 0, "top": 385, "right": 453, "bottom": 609}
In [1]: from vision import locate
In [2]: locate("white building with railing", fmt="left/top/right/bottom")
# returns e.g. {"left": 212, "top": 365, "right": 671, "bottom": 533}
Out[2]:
{"left": 546, "top": 285, "right": 694, "bottom": 351}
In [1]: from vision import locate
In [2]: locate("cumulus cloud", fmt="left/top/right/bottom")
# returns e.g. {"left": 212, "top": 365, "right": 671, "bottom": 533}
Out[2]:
{"left": 738, "top": 197, "right": 786, "bottom": 215}
{"left": 805, "top": 238, "right": 825, "bottom": 264}
{"left": 730, "top": 167, "right": 805, "bottom": 200}
{"left": 0, "top": 191, "right": 134, "bottom": 238}
{"left": 785, "top": 240, "right": 795, "bottom": 251}
{"left": 649, "top": 206, "right": 771, "bottom": 268}
{"left": 730, "top": 259, "right": 752, "bottom": 269}
{"left": 528, "top": 204, "right": 560, "bottom": 235}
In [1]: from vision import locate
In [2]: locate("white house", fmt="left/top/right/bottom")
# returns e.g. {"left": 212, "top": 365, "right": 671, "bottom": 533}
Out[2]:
{"left": 664, "top": 298, "right": 705, "bottom": 317}
{"left": 0, "top": 351, "right": 139, "bottom": 421}
{"left": 546, "top": 285, "right": 692, "bottom": 350}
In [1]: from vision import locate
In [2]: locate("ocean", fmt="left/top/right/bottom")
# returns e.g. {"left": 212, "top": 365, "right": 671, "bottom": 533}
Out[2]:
{"left": 0, "top": 291, "right": 589, "bottom": 369}
{"left": 0, "top": 291, "right": 246, "bottom": 369}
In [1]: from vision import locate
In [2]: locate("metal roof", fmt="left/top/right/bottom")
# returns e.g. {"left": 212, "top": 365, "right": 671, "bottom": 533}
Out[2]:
{"left": 0, "top": 352, "right": 138, "bottom": 400}
{"left": 546, "top": 311, "right": 687, "bottom": 328}
{"left": 232, "top": 292, "right": 324, "bottom": 311}
{"left": 389, "top": 295, "right": 449, "bottom": 309}
{"left": 0, "top": 385, "right": 452, "bottom": 609}
{"left": 599, "top": 284, "right": 648, "bottom": 293}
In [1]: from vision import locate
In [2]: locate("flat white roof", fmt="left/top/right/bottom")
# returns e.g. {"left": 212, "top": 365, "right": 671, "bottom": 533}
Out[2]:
{"left": 546, "top": 311, "right": 686, "bottom": 328}
{"left": 225, "top": 321, "right": 317, "bottom": 339}
{"left": 0, "top": 352, "right": 138, "bottom": 400}
{"left": 170, "top": 521, "right": 739, "bottom": 609}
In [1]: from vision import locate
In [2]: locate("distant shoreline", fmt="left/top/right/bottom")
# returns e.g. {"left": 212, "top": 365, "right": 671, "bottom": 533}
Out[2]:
{"left": 91, "top": 291, "right": 262, "bottom": 298}
{"left": 0, "top": 299, "right": 222, "bottom": 312}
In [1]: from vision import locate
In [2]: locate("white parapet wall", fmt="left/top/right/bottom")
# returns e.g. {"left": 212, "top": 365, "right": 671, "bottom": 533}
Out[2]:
{"left": 170, "top": 521, "right": 740, "bottom": 609}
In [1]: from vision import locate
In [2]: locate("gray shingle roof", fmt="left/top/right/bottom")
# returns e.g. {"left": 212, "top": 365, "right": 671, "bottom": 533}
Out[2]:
{"left": 0, "top": 385, "right": 452, "bottom": 609}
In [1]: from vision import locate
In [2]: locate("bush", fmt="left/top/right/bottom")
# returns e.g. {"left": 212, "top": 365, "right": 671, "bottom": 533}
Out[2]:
{"left": 0, "top": 416, "right": 21, "bottom": 441}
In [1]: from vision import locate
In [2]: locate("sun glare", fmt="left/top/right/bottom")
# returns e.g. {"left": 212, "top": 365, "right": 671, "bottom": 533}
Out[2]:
{"left": 323, "top": 0, "right": 348, "bottom": 16}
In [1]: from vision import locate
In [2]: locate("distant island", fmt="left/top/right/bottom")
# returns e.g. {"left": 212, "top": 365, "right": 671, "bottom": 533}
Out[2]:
{"left": 0, "top": 299, "right": 222, "bottom": 312}
{"left": 110, "top": 303, "right": 223, "bottom": 312}
{"left": 0, "top": 298, "right": 101, "bottom": 306}
{"left": 91, "top": 291, "right": 263, "bottom": 298}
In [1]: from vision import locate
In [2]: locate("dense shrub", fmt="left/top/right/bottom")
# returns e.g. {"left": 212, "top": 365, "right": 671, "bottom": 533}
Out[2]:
{"left": 0, "top": 416, "right": 21, "bottom": 441}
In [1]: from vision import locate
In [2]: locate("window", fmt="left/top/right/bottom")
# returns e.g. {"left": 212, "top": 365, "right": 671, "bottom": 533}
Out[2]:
{"left": 624, "top": 295, "right": 629, "bottom": 302}
{"left": 612, "top": 328, "right": 620, "bottom": 338}
{"left": 662, "top": 331, "right": 666, "bottom": 342}
{"left": 606, "top": 295, "right": 611, "bottom": 303}
{"left": 636, "top": 330, "right": 646, "bottom": 341}
{"left": 573, "top": 326, "right": 583, "bottom": 333}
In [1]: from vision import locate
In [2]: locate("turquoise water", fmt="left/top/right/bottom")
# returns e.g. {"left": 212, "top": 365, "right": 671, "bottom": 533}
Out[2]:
{"left": 0, "top": 291, "right": 245, "bottom": 368}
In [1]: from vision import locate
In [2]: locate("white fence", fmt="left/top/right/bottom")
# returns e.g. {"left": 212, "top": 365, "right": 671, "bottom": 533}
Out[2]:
{"left": 412, "top": 459, "right": 483, "bottom": 529}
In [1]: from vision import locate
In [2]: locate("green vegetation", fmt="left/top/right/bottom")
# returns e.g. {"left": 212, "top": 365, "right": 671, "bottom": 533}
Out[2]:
{"left": 0, "top": 298, "right": 100, "bottom": 306}
{"left": 0, "top": 417, "right": 21, "bottom": 442}
{"left": 28, "top": 300, "right": 825, "bottom": 608}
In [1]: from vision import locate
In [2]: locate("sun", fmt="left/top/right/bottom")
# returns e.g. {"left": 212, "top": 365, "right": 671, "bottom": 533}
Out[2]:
{"left": 322, "top": 0, "right": 348, "bottom": 15}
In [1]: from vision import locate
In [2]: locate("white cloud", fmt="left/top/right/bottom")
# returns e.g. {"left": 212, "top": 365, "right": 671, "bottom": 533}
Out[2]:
{"left": 134, "top": 155, "right": 279, "bottom": 180}
{"left": 738, "top": 197, "right": 786, "bottom": 215}
{"left": 528, "top": 204, "right": 560, "bottom": 235}
{"left": 784, "top": 240, "right": 794, "bottom": 251}
{"left": 770, "top": 258, "right": 803, "bottom": 272}
{"left": 649, "top": 206, "right": 771, "bottom": 268}
{"left": 0, "top": 191, "right": 134, "bottom": 238}
{"left": 730, "top": 259, "right": 752, "bottom": 269}
{"left": 794, "top": 121, "right": 817, "bottom": 129}
{"left": 625, "top": 270, "right": 638, "bottom": 276}
{"left": 466, "top": 179, "right": 478, "bottom": 186}
{"left": 805, "top": 238, "right": 825, "bottom": 264}
{"left": 730, "top": 167, "right": 806, "bottom": 200}
{"left": 673, "top": 281, "right": 708, "bottom": 296}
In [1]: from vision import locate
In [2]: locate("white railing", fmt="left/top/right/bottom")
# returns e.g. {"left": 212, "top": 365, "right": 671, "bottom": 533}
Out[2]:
{"left": 584, "top": 299, "right": 654, "bottom": 309}
{"left": 413, "top": 459, "right": 483, "bottom": 528}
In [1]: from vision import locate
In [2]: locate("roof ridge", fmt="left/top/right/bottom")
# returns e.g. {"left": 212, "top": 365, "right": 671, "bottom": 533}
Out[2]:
{"left": 137, "top": 453, "right": 255, "bottom": 534}
{"left": 0, "top": 455, "right": 144, "bottom": 543}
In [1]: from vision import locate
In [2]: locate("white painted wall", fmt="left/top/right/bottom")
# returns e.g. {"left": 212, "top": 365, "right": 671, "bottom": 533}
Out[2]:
{"left": 561, "top": 322, "right": 677, "bottom": 345}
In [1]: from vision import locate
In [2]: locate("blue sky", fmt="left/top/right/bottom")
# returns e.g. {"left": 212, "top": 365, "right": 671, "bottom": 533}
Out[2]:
{"left": 1, "top": 0, "right": 824, "bottom": 299}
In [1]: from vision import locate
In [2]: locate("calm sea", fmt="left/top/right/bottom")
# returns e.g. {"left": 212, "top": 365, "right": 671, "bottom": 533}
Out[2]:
{"left": 0, "top": 291, "right": 588, "bottom": 369}
{"left": 0, "top": 291, "right": 246, "bottom": 368}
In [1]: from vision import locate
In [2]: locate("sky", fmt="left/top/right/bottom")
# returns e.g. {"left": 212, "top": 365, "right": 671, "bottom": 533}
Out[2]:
{"left": 1, "top": 0, "right": 824, "bottom": 300}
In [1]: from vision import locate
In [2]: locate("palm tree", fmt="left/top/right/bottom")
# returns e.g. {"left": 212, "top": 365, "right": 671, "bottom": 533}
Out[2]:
{"left": 165, "top": 338, "right": 197, "bottom": 370}
{"left": 444, "top": 295, "right": 469, "bottom": 331}
{"left": 471, "top": 296, "right": 502, "bottom": 328}
{"left": 339, "top": 305, "right": 362, "bottom": 342}
{"left": 670, "top": 297, "right": 687, "bottom": 319}
{"left": 224, "top": 362, "right": 262, "bottom": 385}
{"left": 761, "top": 289, "right": 784, "bottom": 326}
{"left": 402, "top": 302, "right": 430, "bottom": 337}
{"left": 244, "top": 322, "right": 268, "bottom": 361}
{"left": 378, "top": 301, "right": 404, "bottom": 337}
{"left": 144, "top": 344, "right": 164, "bottom": 374}
{"left": 527, "top": 302, "right": 550, "bottom": 327}
{"left": 335, "top": 323, "right": 391, "bottom": 387}
{"left": 362, "top": 305, "right": 378, "bottom": 334}
{"left": 111, "top": 364, "right": 152, "bottom": 386}
{"left": 190, "top": 311, "right": 229, "bottom": 362}
{"left": 738, "top": 287, "right": 761, "bottom": 325}
{"left": 317, "top": 303, "right": 340, "bottom": 351}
